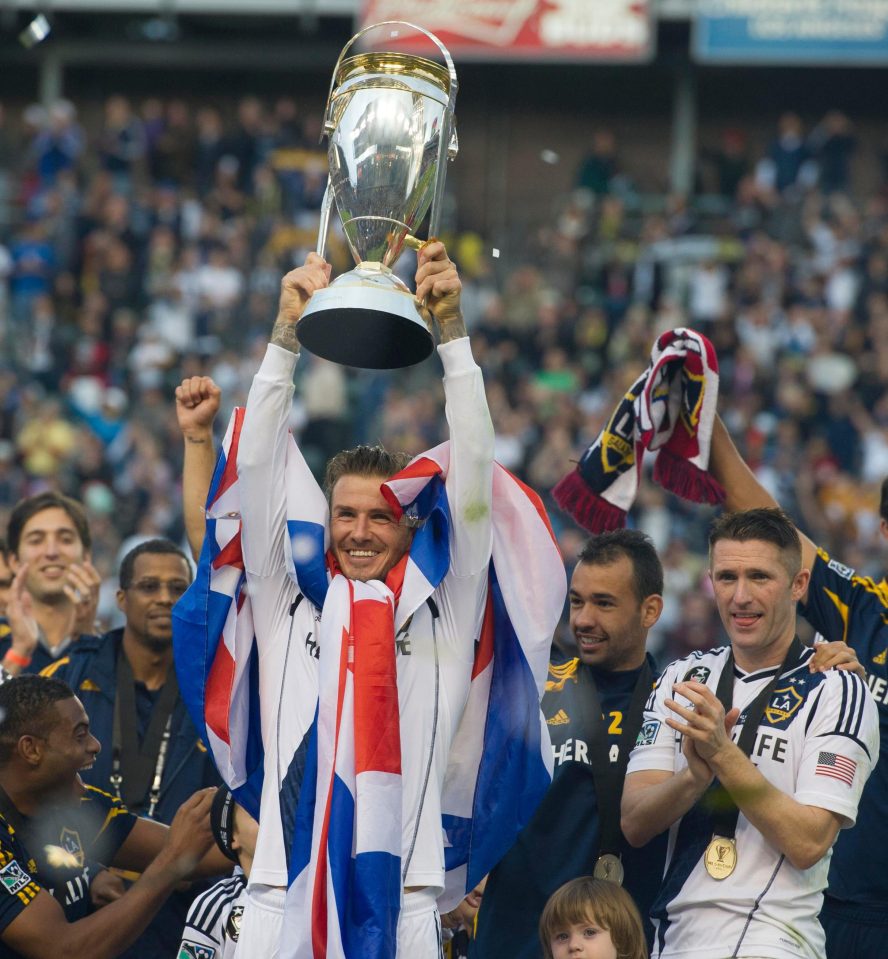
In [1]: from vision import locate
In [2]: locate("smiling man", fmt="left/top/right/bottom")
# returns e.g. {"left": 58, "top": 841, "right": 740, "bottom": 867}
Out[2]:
{"left": 175, "top": 242, "right": 564, "bottom": 959}
{"left": 42, "top": 540, "right": 221, "bottom": 958}
{"left": 1, "top": 493, "right": 102, "bottom": 675}
{"left": 0, "top": 675, "right": 219, "bottom": 959}
{"left": 621, "top": 508, "right": 878, "bottom": 959}
{"left": 230, "top": 243, "right": 496, "bottom": 959}
{"left": 473, "top": 530, "right": 667, "bottom": 958}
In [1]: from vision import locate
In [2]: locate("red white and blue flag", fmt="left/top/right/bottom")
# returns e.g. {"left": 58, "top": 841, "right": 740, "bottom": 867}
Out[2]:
{"left": 173, "top": 412, "right": 564, "bottom": 958}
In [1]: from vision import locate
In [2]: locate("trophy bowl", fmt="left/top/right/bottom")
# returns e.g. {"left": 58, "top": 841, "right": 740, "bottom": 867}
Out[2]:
{"left": 297, "top": 26, "right": 458, "bottom": 370}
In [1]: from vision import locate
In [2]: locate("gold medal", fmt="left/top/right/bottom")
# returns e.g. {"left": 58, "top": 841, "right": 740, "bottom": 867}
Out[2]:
{"left": 704, "top": 835, "right": 737, "bottom": 879}
{"left": 593, "top": 854, "right": 624, "bottom": 885}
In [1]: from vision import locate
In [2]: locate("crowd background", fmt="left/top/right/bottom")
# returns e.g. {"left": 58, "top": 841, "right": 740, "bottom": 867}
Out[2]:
{"left": 0, "top": 90, "right": 885, "bottom": 662}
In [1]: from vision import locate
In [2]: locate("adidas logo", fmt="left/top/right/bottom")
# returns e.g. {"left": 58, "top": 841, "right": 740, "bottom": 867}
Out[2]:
{"left": 79, "top": 679, "right": 101, "bottom": 692}
{"left": 873, "top": 649, "right": 887, "bottom": 665}
{"left": 547, "top": 709, "right": 570, "bottom": 726}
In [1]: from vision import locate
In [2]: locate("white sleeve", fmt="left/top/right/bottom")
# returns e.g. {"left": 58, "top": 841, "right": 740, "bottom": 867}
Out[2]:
{"left": 434, "top": 337, "right": 494, "bottom": 661}
{"left": 626, "top": 661, "right": 683, "bottom": 775}
{"left": 438, "top": 337, "right": 494, "bottom": 578}
{"left": 794, "top": 670, "right": 879, "bottom": 827}
{"left": 237, "top": 344, "right": 299, "bottom": 579}
{"left": 180, "top": 882, "right": 230, "bottom": 953}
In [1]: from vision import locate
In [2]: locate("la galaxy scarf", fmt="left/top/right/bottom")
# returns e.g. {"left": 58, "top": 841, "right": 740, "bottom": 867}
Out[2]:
{"left": 173, "top": 409, "right": 565, "bottom": 959}
{"left": 553, "top": 328, "right": 724, "bottom": 532}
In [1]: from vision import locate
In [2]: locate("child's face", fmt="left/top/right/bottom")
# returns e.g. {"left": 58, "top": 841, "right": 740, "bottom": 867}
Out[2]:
{"left": 549, "top": 919, "right": 618, "bottom": 959}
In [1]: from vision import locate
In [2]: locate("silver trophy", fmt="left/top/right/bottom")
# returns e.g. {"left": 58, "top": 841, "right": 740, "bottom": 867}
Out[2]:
{"left": 297, "top": 22, "right": 458, "bottom": 369}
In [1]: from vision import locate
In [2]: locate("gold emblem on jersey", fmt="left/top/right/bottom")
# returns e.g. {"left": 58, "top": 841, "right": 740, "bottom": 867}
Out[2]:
{"left": 764, "top": 685, "right": 803, "bottom": 725}
{"left": 704, "top": 836, "right": 736, "bottom": 880}
{"left": 547, "top": 709, "right": 570, "bottom": 726}
{"left": 873, "top": 648, "right": 887, "bottom": 665}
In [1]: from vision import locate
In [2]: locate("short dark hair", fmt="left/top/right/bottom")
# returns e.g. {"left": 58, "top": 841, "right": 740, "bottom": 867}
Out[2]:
{"left": 119, "top": 539, "right": 192, "bottom": 590}
{"left": 880, "top": 476, "right": 887, "bottom": 524}
{"left": 323, "top": 445, "right": 412, "bottom": 500}
{"left": 0, "top": 676, "right": 75, "bottom": 764}
{"left": 577, "top": 529, "right": 664, "bottom": 602}
{"left": 0, "top": 538, "right": 8, "bottom": 565}
{"left": 7, "top": 492, "right": 91, "bottom": 556}
{"left": 539, "top": 877, "right": 646, "bottom": 959}
{"left": 709, "top": 507, "right": 802, "bottom": 575}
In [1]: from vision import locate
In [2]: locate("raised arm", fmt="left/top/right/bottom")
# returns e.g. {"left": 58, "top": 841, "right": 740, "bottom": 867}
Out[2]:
{"left": 417, "top": 241, "right": 494, "bottom": 578}
{"left": 175, "top": 376, "right": 222, "bottom": 561}
{"left": 237, "top": 255, "right": 331, "bottom": 580}
{"left": 710, "top": 415, "right": 817, "bottom": 582}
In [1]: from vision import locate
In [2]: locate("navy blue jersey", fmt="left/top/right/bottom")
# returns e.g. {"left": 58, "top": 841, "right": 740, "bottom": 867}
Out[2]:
{"left": 472, "top": 655, "right": 665, "bottom": 959}
{"left": 800, "top": 548, "right": 888, "bottom": 907}
{"left": 0, "top": 786, "right": 136, "bottom": 958}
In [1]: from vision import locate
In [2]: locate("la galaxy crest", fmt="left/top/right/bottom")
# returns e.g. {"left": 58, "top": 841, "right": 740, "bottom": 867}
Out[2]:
{"left": 682, "top": 665, "right": 711, "bottom": 684}
{"left": 764, "top": 685, "right": 804, "bottom": 727}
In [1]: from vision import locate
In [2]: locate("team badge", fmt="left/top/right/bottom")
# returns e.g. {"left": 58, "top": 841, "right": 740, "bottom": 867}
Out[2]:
{"left": 635, "top": 719, "right": 661, "bottom": 747}
{"left": 0, "top": 861, "right": 32, "bottom": 896}
{"left": 682, "top": 665, "right": 711, "bottom": 684}
{"left": 764, "top": 685, "right": 804, "bottom": 725}
{"left": 225, "top": 904, "right": 244, "bottom": 942}
{"left": 60, "top": 828, "right": 84, "bottom": 868}
{"left": 178, "top": 943, "right": 216, "bottom": 959}
{"left": 601, "top": 430, "right": 634, "bottom": 474}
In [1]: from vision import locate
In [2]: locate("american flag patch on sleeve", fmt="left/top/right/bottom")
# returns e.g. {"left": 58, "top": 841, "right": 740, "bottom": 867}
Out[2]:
{"left": 816, "top": 751, "right": 857, "bottom": 786}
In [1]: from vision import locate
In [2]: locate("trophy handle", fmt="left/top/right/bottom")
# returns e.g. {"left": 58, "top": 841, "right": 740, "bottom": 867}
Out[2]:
{"left": 315, "top": 178, "right": 334, "bottom": 260}
{"left": 321, "top": 20, "right": 459, "bottom": 138}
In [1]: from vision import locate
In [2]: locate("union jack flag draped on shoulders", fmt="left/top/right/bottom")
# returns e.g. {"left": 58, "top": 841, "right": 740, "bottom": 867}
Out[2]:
{"left": 173, "top": 409, "right": 565, "bottom": 958}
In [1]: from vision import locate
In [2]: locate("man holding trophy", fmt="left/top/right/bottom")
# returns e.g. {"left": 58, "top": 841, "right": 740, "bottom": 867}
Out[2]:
{"left": 173, "top": 23, "right": 564, "bottom": 959}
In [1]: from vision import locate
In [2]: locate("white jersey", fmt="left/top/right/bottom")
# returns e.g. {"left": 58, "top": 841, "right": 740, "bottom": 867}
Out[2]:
{"left": 237, "top": 340, "right": 493, "bottom": 891}
{"left": 179, "top": 872, "right": 247, "bottom": 959}
{"left": 627, "top": 644, "right": 878, "bottom": 959}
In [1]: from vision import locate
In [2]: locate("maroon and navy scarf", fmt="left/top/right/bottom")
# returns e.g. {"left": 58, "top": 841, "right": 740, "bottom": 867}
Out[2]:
{"left": 553, "top": 328, "right": 724, "bottom": 532}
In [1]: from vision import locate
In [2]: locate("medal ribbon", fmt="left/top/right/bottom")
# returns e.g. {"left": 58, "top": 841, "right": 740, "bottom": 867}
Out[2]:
{"left": 579, "top": 659, "right": 654, "bottom": 858}
{"left": 704, "top": 636, "right": 804, "bottom": 839}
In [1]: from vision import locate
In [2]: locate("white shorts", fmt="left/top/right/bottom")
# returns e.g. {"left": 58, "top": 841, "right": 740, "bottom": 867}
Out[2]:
{"left": 236, "top": 883, "right": 285, "bottom": 959}
{"left": 234, "top": 884, "right": 441, "bottom": 958}
{"left": 397, "top": 888, "right": 443, "bottom": 959}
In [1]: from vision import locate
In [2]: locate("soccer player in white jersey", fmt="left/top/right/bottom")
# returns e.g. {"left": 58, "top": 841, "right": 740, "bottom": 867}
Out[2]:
{"left": 621, "top": 508, "right": 878, "bottom": 959}
{"left": 226, "top": 242, "right": 496, "bottom": 958}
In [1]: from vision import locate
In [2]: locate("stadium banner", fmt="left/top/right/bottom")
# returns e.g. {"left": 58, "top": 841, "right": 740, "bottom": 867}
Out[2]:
{"left": 357, "top": 0, "right": 654, "bottom": 63}
{"left": 694, "top": 0, "right": 888, "bottom": 65}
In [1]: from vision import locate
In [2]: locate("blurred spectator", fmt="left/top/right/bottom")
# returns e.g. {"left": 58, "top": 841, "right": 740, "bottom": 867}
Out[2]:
{"left": 576, "top": 129, "right": 619, "bottom": 195}
{"left": 99, "top": 95, "right": 147, "bottom": 192}
{"left": 809, "top": 110, "right": 856, "bottom": 194}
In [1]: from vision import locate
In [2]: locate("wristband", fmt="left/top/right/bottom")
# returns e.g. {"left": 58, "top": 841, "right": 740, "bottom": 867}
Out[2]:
{"left": 4, "top": 649, "right": 32, "bottom": 668}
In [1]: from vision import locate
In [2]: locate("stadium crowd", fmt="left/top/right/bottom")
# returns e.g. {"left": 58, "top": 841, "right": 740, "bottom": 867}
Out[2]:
{"left": 0, "top": 92, "right": 885, "bottom": 959}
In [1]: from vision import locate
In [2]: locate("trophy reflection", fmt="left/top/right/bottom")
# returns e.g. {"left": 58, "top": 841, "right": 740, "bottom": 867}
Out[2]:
{"left": 296, "top": 22, "right": 459, "bottom": 370}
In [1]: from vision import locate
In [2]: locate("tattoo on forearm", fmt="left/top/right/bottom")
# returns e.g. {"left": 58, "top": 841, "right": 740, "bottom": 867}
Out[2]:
{"left": 185, "top": 436, "right": 208, "bottom": 445}
{"left": 437, "top": 318, "right": 467, "bottom": 343}
{"left": 271, "top": 320, "right": 300, "bottom": 353}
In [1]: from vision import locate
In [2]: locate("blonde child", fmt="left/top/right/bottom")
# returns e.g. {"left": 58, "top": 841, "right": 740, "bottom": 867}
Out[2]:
{"left": 539, "top": 877, "right": 648, "bottom": 959}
